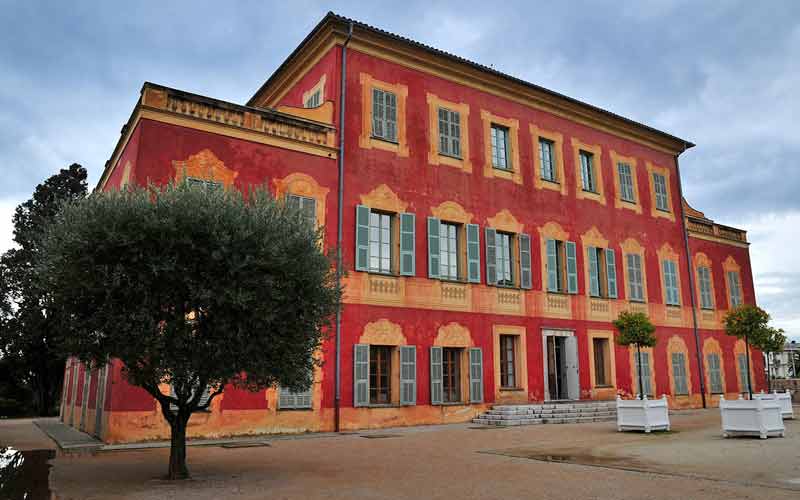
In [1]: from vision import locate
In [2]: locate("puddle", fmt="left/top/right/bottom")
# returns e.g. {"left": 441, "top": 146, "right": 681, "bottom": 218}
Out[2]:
{"left": 0, "top": 447, "right": 55, "bottom": 500}
{"left": 360, "top": 434, "right": 402, "bottom": 439}
{"left": 220, "top": 442, "right": 270, "bottom": 449}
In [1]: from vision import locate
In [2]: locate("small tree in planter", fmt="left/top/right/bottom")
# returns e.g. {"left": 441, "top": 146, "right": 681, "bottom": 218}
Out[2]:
{"left": 761, "top": 328, "right": 787, "bottom": 392}
{"left": 723, "top": 305, "right": 781, "bottom": 399}
{"left": 613, "top": 311, "right": 656, "bottom": 400}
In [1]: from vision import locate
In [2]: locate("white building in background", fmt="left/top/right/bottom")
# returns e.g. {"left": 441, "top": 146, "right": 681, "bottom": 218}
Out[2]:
{"left": 765, "top": 340, "right": 799, "bottom": 379}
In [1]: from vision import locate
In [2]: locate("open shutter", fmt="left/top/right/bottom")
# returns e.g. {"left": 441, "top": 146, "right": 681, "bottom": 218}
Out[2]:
{"left": 546, "top": 239, "right": 558, "bottom": 291}
{"left": 466, "top": 223, "right": 481, "bottom": 283}
{"left": 606, "top": 248, "right": 617, "bottom": 298}
{"left": 430, "top": 346, "right": 443, "bottom": 405}
{"left": 566, "top": 241, "right": 578, "bottom": 294}
{"left": 469, "top": 348, "right": 484, "bottom": 403}
{"left": 400, "top": 346, "right": 417, "bottom": 405}
{"left": 400, "top": 213, "right": 416, "bottom": 276}
{"left": 427, "top": 217, "right": 440, "bottom": 279}
{"left": 355, "top": 205, "right": 370, "bottom": 271}
{"left": 485, "top": 228, "right": 497, "bottom": 286}
{"left": 196, "top": 386, "right": 212, "bottom": 409}
{"left": 519, "top": 233, "right": 532, "bottom": 289}
{"left": 588, "top": 246, "right": 600, "bottom": 297}
{"left": 354, "top": 344, "right": 369, "bottom": 407}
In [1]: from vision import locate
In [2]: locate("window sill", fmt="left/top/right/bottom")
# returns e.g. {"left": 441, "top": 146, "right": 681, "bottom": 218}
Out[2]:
{"left": 594, "top": 385, "right": 614, "bottom": 389}
{"left": 655, "top": 207, "right": 672, "bottom": 214}
{"left": 499, "top": 387, "right": 525, "bottom": 392}
{"left": 492, "top": 166, "right": 513, "bottom": 172}
{"left": 620, "top": 198, "right": 637, "bottom": 205}
{"left": 629, "top": 299, "right": 647, "bottom": 304}
{"left": 589, "top": 295, "right": 610, "bottom": 301}
{"left": 277, "top": 407, "right": 313, "bottom": 412}
{"left": 438, "top": 402, "right": 468, "bottom": 406}
{"left": 439, "top": 277, "right": 469, "bottom": 285}
{"left": 581, "top": 188, "right": 600, "bottom": 194}
{"left": 546, "top": 290, "right": 573, "bottom": 296}
{"left": 665, "top": 304, "right": 682, "bottom": 309}
{"left": 439, "top": 152, "right": 463, "bottom": 161}
{"left": 365, "top": 270, "right": 401, "bottom": 278}
{"left": 492, "top": 284, "right": 522, "bottom": 290}
{"left": 370, "top": 135, "right": 399, "bottom": 145}
{"left": 701, "top": 307, "right": 715, "bottom": 311}
{"left": 541, "top": 178, "right": 560, "bottom": 185}
{"left": 365, "top": 403, "right": 402, "bottom": 408}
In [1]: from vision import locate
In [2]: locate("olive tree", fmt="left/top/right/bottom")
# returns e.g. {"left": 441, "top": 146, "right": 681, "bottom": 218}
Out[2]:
{"left": 723, "top": 304, "right": 782, "bottom": 399}
{"left": 613, "top": 311, "right": 657, "bottom": 400}
{"left": 40, "top": 182, "right": 339, "bottom": 479}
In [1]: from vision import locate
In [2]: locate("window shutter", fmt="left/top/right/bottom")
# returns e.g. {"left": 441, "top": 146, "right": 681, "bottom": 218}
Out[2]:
{"left": 400, "top": 346, "right": 417, "bottom": 405}
{"left": 485, "top": 228, "right": 497, "bottom": 286}
{"left": 566, "top": 241, "right": 578, "bottom": 294}
{"left": 430, "top": 346, "right": 443, "bottom": 405}
{"left": 355, "top": 205, "right": 370, "bottom": 271}
{"left": 386, "top": 92, "right": 397, "bottom": 141}
{"left": 606, "top": 248, "right": 618, "bottom": 298}
{"left": 469, "top": 348, "right": 484, "bottom": 403}
{"left": 635, "top": 351, "right": 652, "bottom": 397}
{"left": 546, "top": 239, "right": 558, "bottom": 292}
{"left": 519, "top": 233, "right": 532, "bottom": 289}
{"left": 197, "top": 385, "right": 212, "bottom": 409}
{"left": 354, "top": 344, "right": 369, "bottom": 407}
{"left": 427, "top": 217, "right": 441, "bottom": 279}
{"left": 466, "top": 223, "right": 481, "bottom": 283}
{"left": 588, "top": 246, "right": 600, "bottom": 297}
{"left": 399, "top": 213, "right": 416, "bottom": 276}
{"left": 372, "top": 89, "right": 383, "bottom": 138}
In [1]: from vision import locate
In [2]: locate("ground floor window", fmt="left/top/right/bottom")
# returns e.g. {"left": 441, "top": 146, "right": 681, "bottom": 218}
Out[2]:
{"left": 633, "top": 350, "right": 653, "bottom": 397}
{"left": 592, "top": 338, "right": 611, "bottom": 387}
{"left": 369, "top": 345, "right": 392, "bottom": 404}
{"left": 737, "top": 354, "right": 750, "bottom": 393}
{"left": 671, "top": 352, "right": 689, "bottom": 395}
{"left": 499, "top": 335, "right": 516, "bottom": 388}
{"left": 442, "top": 348, "right": 461, "bottom": 403}
{"left": 707, "top": 354, "right": 723, "bottom": 394}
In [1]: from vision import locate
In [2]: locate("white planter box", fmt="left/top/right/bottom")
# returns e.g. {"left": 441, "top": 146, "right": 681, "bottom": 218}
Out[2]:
{"left": 720, "top": 395, "right": 785, "bottom": 439}
{"left": 616, "top": 395, "right": 670, "bottom": 433}
{"left": 753, "top": 390, "right": 794, "bottom": 419}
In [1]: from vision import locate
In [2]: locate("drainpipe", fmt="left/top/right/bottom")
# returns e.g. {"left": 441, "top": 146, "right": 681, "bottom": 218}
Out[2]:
{"left": 675, "top": 145, "right": 707, "bottom": 409}
{"left": 334, "top": 21, "right": 353, "bottom": 433}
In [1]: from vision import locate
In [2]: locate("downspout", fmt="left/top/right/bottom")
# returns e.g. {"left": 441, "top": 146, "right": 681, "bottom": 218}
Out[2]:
{"left": 334, "top": 21, "right": 353, "bottom": 433}
{"left": 675, "top": 145, "right": 707, "bottom": 408}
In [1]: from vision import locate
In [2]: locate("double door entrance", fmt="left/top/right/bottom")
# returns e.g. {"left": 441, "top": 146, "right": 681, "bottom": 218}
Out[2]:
{"left": 542, "top": 330, "right": 579, "bottom": 401}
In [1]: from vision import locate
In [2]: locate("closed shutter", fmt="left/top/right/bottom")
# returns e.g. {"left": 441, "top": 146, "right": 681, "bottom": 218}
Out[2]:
{"left": 427, "top": 217, "right": 440, "bottom": 278}
{"left": 546, "top": 239, "right": 558, "bottom": 291}
{"left": 519, "top": 233, "right": 532, "bottom": 289}
{"left": 708, "top": 354, "right": 723, "bottom": 394}
{"left": 485, "top": 228, "right": 497, "bottom": 286}
{"left": 430, "top": 346, "right": 443, "bottom": 405}
{"left": 635, "top": 351, "right": 653, "bottom": 397}
{"left": 469, "top": 348, "right": 484, "bottom": 403}
{"left": 400, "top": 346, "right": 417, "bottom": 405}
{"left": 672, "top": 353, "right": 688, "bottom": 395}
{"left": 588, "top": 246, "right": 600, "bottom": 297}
{"left": 354, "top": 344, "right": 369, "bottom": 407}
{"left": 400, "top": 213, "right": 416, "bottom": 276}
{"left": 606, "top": 248, "right": 618, "bottom": 298}
{"left": 466, "top": 224, "right": 481, "bottom": 283}
{"left": 566, "top": 241, "right": 578, "bottom": 294}
{"left": 355, "top": 205, "right": 371, "bottom": 271}
{"left": 385, "top": 92, "right": 397, "bottom": 141}
{"left": 169, "top": 384, "right": 211, "bottom": 412}
{"left": 278, "top": 384, "right": 312, "bottom": 410}
{"left": 738, "top": 354, "right": 749, "bottom": 392}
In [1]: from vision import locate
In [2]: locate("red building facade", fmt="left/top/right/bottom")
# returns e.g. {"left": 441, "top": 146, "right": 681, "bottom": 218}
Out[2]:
{"left": 61, "top": 13, "right": 763, "bottom": 443}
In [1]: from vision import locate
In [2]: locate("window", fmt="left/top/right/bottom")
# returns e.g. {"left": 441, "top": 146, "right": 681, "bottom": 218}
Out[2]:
{"left": 546, "top": 239, "right": 578, "bottom": 294}
{"left": 671, "top": 352, "right": 688, "bottom": 395}
{"left": 304, "top": 89, "right": 321, "bottom": 108}
{"left": 593, "top": 338, "right": 611, "bottom": 387}
{"left": 617, "top": 162, "right": 635, "bottom": 202}
{"left": 697, "top": 266, "right": 714, "bottom": 309}
{"left": 427, "top": 217, "right": 480, "bottom": 283}
{"left": 486, "top": 228, "right": 532, "bottom": 289}
{"left": 499, "top": 335, "right": 516, "bottom": 388}
{"left": 707, "top": 353, "right": 723, "bottom": 394}
{"left": 372, "top": 88, "right": 397, "bottom": 142}
{"left": 633, "top": 350, "right": 653, "bottom": 397}
{"left": 287, "top": 194, "right": 317, "bottom": 227}
{"left": 727, "top": 271, "right": 742, "bottom": 307}
{"left": 490, "top": 124, "right": 510, "bottom": 170}
{"left": 442, "top": 348, "right": 461, "bottom": 403}
{"left": 539, "top": 138, "right": 556, "bottom": 182}
{"left": 186, "top": 177, "right": 223, "bottom": 190}
{"left": 438, "top": 108, "right": 461, "bottom": 158}
{"left": 369, "top": 345, "right": 392, "bottom": 404}
{"left": 737, "top": 354, "right": 750, "bottom": 392}
{"left": 579, "top": 151, "right": 597, "bottom": 192}
{"left": 369, "top": 212, "right": 392, "bottom": 274}
{"left": 278, "top": 382, "right": 312, "bottom": 410}
{"left": 356, "top": 205, "right": 416, "bottom": 276}
{"left": 662, "top": 260, "right": 680, "bottom": 306}
{"left": 169, "top": 383, "right": 212, "bottom": 412}
{"left": 439, "top": 222, "right": 459, "bottom": 280}
{"left": 354, "top": 344, "right": 416, "bottom": 407}
{"left": 587, "top": 246, "right": 618, "bottom": 299}
{"left": 496, "top": 232, "right": 513, "bottom": 287}
{"left": 653, "top": 173, "right": 669, "bottom": 211}
{"left": 626, "top": 253, "right": 645, "bottom": 302}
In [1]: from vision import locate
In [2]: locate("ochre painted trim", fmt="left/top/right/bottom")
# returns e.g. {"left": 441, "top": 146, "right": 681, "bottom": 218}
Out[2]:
{"left": 646, "top": 162, "right": 676, "bottom": 222}
{"left": 657, "top": 243, "right": 681, "bottom": 307}
{"left": 722, "top": 256, "right": 742, "bottom": 310}
{"left": 359, "top": 73, "right": 409, "bottom": 157}
{"left": 572, "top": 138, "right": 606, "bottom": 206}
{"left": 587, "top": 329, "right": 617, "bottom": 399}
{"left": 702, "top": 337, "right": 726, "bottom": 397}
{"left": 360, "top": 184, "right": 409, "bottom": 214}
{"left": 480, "top": 110, "right": 522, "bottom": 185}
{"left": 273, "top": 172, "right": 331, "bottom": 228}
{"left": 530, "top": 124, "right": 566, "bottom": 195}
{"left": 687, "top": 231, "right": 749, "bottom": 249}
{"left": 434, "top": 322, "right": 473, "bottom": 347}
{"left": 621, "top": 238, "right": 649, "bottom": 304}
{"left": 426, "top": 93, "right": 472, "bottom": 172}
{"left": 667, "top": 335, "right": 692, "bottom": 397}
{"left": 276, "top": 101, "right": 334, "bottom": 125}
{"left": 486, "top": 209, "right": 523, "bottom": 234}
{"left": 359, "top": 319, "right": 407, "bottom": 345}
{"left": 173, "top": 149, "right": 239, "bottom": 189}
{"left": 430, "top": 201, "right": 473, "bottom": 224}
{"left": 610, "top": 150, "right": 642, "bottom": 214}
{"left": 492, "top": 325, "right": 528, "bottom": 403}
{"left": 302, "top": 74, "right": 327, "bottom": 107}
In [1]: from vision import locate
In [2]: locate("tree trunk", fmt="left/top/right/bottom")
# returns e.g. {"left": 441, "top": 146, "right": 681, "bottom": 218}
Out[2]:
{"left": 168, "top": 414, "right": 190, "bottom": 479}
{"left": 636, "top": 343, "right": 644, "bottom": 400}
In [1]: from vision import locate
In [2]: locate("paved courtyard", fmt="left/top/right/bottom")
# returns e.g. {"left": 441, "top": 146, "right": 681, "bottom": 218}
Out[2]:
{"left": 2, "top": 410, "right": 799, "bottom": 499}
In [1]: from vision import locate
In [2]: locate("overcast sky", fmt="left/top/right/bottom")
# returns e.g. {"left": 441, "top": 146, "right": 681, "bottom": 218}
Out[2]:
{"left": 1, "top": 1, "right": 798, "bottom": 339}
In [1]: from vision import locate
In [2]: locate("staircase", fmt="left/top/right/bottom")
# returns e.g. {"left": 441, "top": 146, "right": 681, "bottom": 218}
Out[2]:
{"left": 472, "top": 401, "right": 617, "bottom": 426}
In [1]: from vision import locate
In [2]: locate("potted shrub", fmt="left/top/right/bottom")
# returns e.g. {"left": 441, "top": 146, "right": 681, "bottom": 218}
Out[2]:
{"left": 613, "top": 311, "right": 670, "bottom": 433}
{"left": 721, "top": 305, "right": 786, "bottom": 438}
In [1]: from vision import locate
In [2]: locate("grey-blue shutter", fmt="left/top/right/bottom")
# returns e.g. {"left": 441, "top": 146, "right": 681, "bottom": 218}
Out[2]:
{"left": 588, "top": 246, "right": 600, "bottom": 297}
{"left": 400, "top": 213, "right": 415, "bottom": 276}
{"left": 466, "top": 224, "right": 481, "bottom": 283}
{"left": 355, "top": 205, "right": 370, "bottom": 271}
{"left": 469, "top": 348, "right": 484, "bottom": 403}
{"left": 519, "top": 233, "right": 532, "bottom": 289}
{"left": 430, "top": 346, "right": 443, "bottom": 405}
{"left": 566, "top": 241, "right": 578, "bottom": 294}
{"left": 635, "top": 351, "right": 652, "bottom": 397}
{"left": 546, "top": 239, "right": 558, "bottom": 291}
{"left": 427, "top": 217, "right": 440, "bottom": 279}
{"left": 354, "top": 344, "right": 369, "bottom": 407}
{"left": 606, "top": 248, "right": 617, "bottom": 298}
{"left": 400, "top": 346, "right": 417, "bottom": 405}
{"left": 485, "top": 228, "right": 497, "bottom": 286}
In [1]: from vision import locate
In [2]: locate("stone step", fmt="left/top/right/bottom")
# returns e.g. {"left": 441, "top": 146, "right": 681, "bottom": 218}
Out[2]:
{"left": 471, "top": 401, "right": 619, "bottom": 427}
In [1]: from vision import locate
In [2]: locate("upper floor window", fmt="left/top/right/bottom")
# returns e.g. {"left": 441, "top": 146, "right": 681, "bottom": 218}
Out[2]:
{"left": 490, "top": 124, "right": 510, "bottom": 170}
{"left": 186, "top": 177, "right": 223, "bottom": 191}
{"left": 539, "top": 138, "right": 557, "bottom": 182}
{"left": 653, "top": 173, "right": 669, "bottom": 211}
{"left": 587, "top": 246, "right": 618, "bottom": 299}
{"left": 545, "top": 239, "right": 578, "bottom": 294}
{"left": 372, "top": 88, "right": 398, "bottom": 142}
{"left": 438, "top": 222, "right": 459, "bottom": 280}
{"left": 697, "top": 266, "right": 714, "bottom": 309}
{"left": 626, "top": 253, "right": 645, "bottom": 302}
{"left": 662, "top": 260, "right": 680, "bottom": 306}
{"left": 304, "top": 90, "right": 321, "bottom": 108}
{"left": 438, "top": 108, "right": 461, "bottom": 158}
{"left": 486, "top": 228, "right": 532, "bottom": 289}
{"left": 356, "top": 205, "right": 415, "bottom": 276}
{"left": 617, "top": 162, "right": 636, "bottom": 202}
{"left": 496, "top": 232, "right": 513, "bottom": 287}
{"left": 727, "top": 270, "right": 743, "bottom": 306}
{"left": 579, "top": 151, "right": 597, "bottom": 193}
{"left": 369, "top": 212, "right": 392, "bottom": 274}
{"left": 427, "top": 216, "right": 480, "bottom": 283}
{"left": 287, "top": 194, "right": 317, "bottom": 227}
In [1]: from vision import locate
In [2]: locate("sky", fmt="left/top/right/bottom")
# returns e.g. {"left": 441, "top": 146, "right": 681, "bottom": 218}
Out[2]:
{"left": 1, "top": 1, "right": 798, "bottom": 338}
